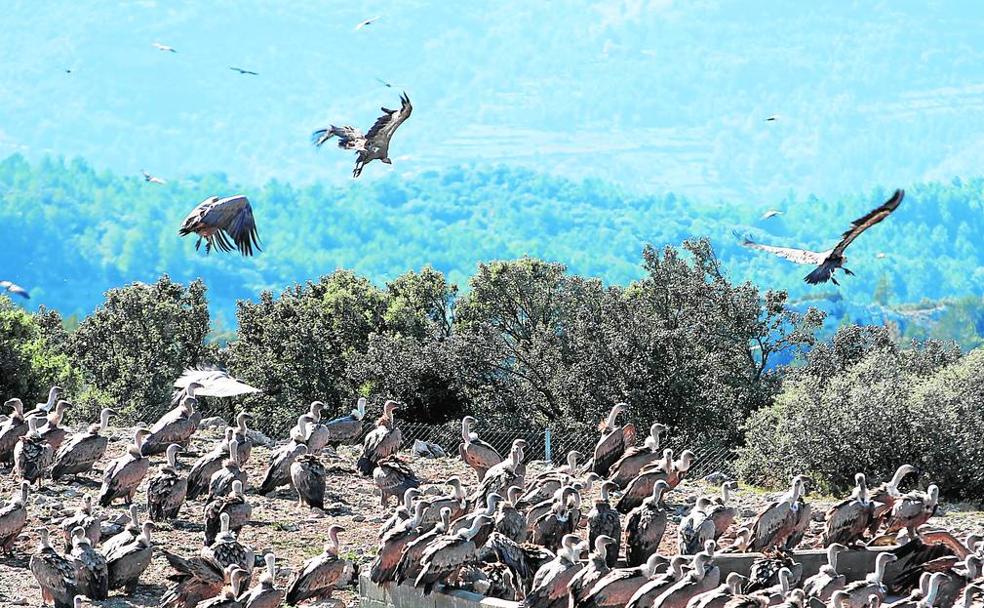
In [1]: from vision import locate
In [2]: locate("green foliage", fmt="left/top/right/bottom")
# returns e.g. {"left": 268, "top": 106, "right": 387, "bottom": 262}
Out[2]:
{"left": 736, "top": 325, "right": 984, "bottom": 498}
{"left": 68, "top": 276, "right": 214, "bottom": 422}
{"left": 0, "top": 297, "right": 78, "bottom": 404}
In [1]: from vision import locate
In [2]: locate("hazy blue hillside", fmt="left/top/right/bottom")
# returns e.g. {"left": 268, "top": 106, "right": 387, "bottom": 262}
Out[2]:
{"left": 2, "top": 3, "right": 984, "bottom": 203}
{"left": 2, "top": 154, "right": 982, "bottom": 340}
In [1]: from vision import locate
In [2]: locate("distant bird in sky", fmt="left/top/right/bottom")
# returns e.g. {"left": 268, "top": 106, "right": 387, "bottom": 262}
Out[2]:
{"left": 229, "top": 66, "right": 258, "bottom": 76}
{"left": 765, "top": 115, "right": 778, "bottom": 122}
{"left": 64, "top": 69, "right": 72, "bottom": 74}
{"left": 375, "top": 77, "right": 393, "bottom": 88}
{"left": 142, "top": 170, "right": 166, "bottom": 185}
{"left": 312, "top": 92, "right": 413, "bottom": 178}
{"left": 355, "top": 16, "right": 381, "bottom": 30}
{"left": 740, "top": 189, "right": 904, "bottom": 285}
{"left": 178, "top": 194, "right": 261, "bottom": 256}
{"left": 760, "top": 209, "right": 783, "bottom": 220}
{"left": 875, "top": 252, "right": 887, "bottom": 259}
{"left": 153, "top": 42, "right": 177, "bottom": 53}
{"left": 0, "top": 281, "right": 30, "bottom": 299}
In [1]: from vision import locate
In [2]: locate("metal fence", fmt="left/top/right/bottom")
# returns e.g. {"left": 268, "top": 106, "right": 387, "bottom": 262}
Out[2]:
{"left": 398, "top": 421, "right": 739, "bottom": 478}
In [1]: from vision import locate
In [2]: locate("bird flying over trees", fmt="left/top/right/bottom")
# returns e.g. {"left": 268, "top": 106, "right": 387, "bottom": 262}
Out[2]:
{"left": 178, "top": 194, "right": 261, "bottom": 256}
{"left": 760, "top": 209, "right": 783, "bottom": 220}
{"left": 172, "top": 365, "right": 260, "bottom": 402}
{"left": 142, "top": 170, "right": 166, "bottom": 185}
{"left": 152, "top": 42, "right": 177, "bottom": 53}
{"left": 0, "top": 281, "right": 30, "bottom": 299}
{"left": 740, "top": 189, "right": 904, "bottom": 286}
{"left": 312, "top": 92, "right": 413, "bottom": 178}
{"left": 229, "top": 67, "right": 258, "bottom": 75}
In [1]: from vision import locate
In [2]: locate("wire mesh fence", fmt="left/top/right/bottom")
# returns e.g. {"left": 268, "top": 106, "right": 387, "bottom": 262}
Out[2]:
{"left": 397, "top": 420, "right": 740, "bottom": 478}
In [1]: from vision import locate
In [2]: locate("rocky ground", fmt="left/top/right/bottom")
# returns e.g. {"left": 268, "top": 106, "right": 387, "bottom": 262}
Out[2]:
{"left": 0, "top": 423, "right": 981, "bottom": 608}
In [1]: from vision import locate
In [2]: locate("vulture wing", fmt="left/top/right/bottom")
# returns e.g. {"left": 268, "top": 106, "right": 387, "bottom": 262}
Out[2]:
{"left": 312, "top": 125, "right": 366, "bottom": 151}
{"left": 180, "top": 195, "right": 260, "bottom": 256}
{"left": 740, "top": 239, "right": 829, "bottom": 266}
{"left": 366, "top": 92, "right": 412, "bottom": 146}
{"left": 0, "top": 281, "right": 30, "bottom": 299}
{"left": 173, "top": 366, "right": 260, "bottom": 398}
{"left": 830, "top": 189, "right": 904, "bottom": 257}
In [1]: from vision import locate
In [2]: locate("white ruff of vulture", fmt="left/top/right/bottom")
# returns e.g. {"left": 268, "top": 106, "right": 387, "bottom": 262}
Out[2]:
{"left": 172, "top": 365, "right": 260, "bottom": 403}
{"left": 740, "top": 189, "right": 904, "bottom": 286}
{"left": 312, "top": 92, "right": 412, "bottom": 178}
{"left": 0, "top": 281, "right": 30, "bottom": 299}
{"left": 178, "top": 194, "right": 261, "bottom": 256}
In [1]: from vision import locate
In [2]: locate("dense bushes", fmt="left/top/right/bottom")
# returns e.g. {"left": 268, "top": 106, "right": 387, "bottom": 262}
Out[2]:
{"left": 737, "top": 325, "right": 983, "bottom": 498}
{"left": 0, "top": 297, "right": 77, "bottom": 405}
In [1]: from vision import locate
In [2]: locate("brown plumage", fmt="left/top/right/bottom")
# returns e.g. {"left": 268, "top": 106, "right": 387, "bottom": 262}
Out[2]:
{"left": 470, "top": 439, "right": 526, "bottom": 508}
{"left": 188, "top": 429, "right": 235, "bottom": 501}
{"left": 495, "top": 486, "right": 528, "bottom": 543}
{"left": 312, "top": 92, "right": 413, "bottom": 178}
{"left": 30, "top": 527, "right": 78, "bottom": 608}
{"left": 0, "top": 398, "right": 28, "bottom": 464}
{"left": 285, "top": 525, "right": 354, "bottom": 605}
{"left": 609, "top": 423, "right": 668, "bottom": 488}
{"left": 679, "top": 498, "right": 718, "bottom": 555}
{"left": 208, "top": 438, "right": 247, "bottom": 501}
{"left": 823, "top": 474, "right": 876, "bottom": 546}
{"left": 0, "top": 481, "right": 29, "bottom": 554}
{"left": 458, "top": 416, "right": 503, "bottom": 482}
{"left": 106, "top": 521, "right": 155, "bottom": 593}
{"left": 160, "top": 549, "right": 227, "bottom": 608}
{"left": 869, "top": 465, "right": 918, "bottom": 531}
{"left": 748, "top": 477, "right": 807, "bottom": 553}
{"left": 625, "top": 480, "right": 669, "bottom": 567}
{"left": 14, "top": 417, "right": 54, "bottom": 487}
{"left": 592, "top": 403, "right": 635, "bottom": 477}
{"left": 617, "top": 450, "right": 695, "bottom": 514}
{"left": 373, "top": 455, "right": 420, "bottom": 509}
{"left": 653, "top": 551, "right": 721, "bottom": 608}
{"left": 98, "top": 428, "right": 152, "bottom": 506}
{"left": 395, "top": 507, "right": 452, "bottom": 585}
{"left": 204, "top": 480, "right": 252, "bottom": 546}
{"left": 571, "top": 536, "right": 618, "bottom": 606}
{"left": 579, "top": 551, "right": 668, "bottom": 608}
{"left": 415, "top": 515, "right": 493, "bottom": 595}
{"left": 320, "top": 397, "right": 368, "bottom": 446}
{"left": 884, "top": 485, "right": 940, "bottom": 539}
{"left": 258, "top": 417, "right": 307, "bottom": 495}
{"left": 203, "top": 512, "right": 255, "bottom": 585}
{"left": 179, "top": 195, "right": 261, "bottom": 256}
{"left": 291, "top": 452, "right": 327, "bottom": 510}
{"left": 802, "top": 544, "right": 847, "bottom": 604}
{"left": 588, "top": 482, "right": 622, "bottom": 567}
{"left": 371, "top": 501, "right": 426, "bottom": 583}
{"left": 148, "top": 444, "right": 188, "bottom": 521}
{"left": 525, "top": 535, "right": 584, "bottom": 608}
{"left": 357, "top": 400, "right": 402, "bottom": 476}
{"left": 37, "top": 400, "right": 72, "bottom": 451}
{"left": 705, "top": 483, "right": 739, "bottom": 539}
{"left": 59, "top": 494, "right": 102, "bottom": 551}
{"left": 687, "top": 572, "right": 748, "bottom": 608}
{"left": 530, "top": 491, "right": 577, "bottom": 552}
{"left": 238, "top": 553, "right": 283, "bottom": 608}
{"left": 838, "top": 553, "right": 897, "bottom": 608}
{"left": 626, "top": 557, "right": 693, "bottom": 608}
{"left": 51, "top": 408, "right": 113, "bottom": 480}
{"left": 70, "top": 526, "right": 109, "bottom": 600}
{"left": 101, "top": 505, "right": 142, "bottom": 556}
{"left": 143, "top": 395, "right": 202, "bottom": 456}
{"left": 198, "top": 567, "right": 250, "bottom": 608}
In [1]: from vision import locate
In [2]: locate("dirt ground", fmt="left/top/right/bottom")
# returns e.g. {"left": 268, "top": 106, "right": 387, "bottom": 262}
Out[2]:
{"left": 0, "top": 424, "right": 980, "bottom": 607}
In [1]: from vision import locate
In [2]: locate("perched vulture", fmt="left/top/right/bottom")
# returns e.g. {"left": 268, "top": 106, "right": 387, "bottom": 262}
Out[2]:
{"left": 160, "top": 549, "right": 226, "bottom": 608}
{"left": 869, "top": 464, "right": 918, "bottom": 529}
{"left": 258, "top": 420, "right": 308, "bottom": 495}
{"left": 179, "top": 194, "right": 261, "bottom": 256}
{"left": 188, "top": 429, "right": 236, "bottom": 501}
{"left": 0, "top": 398, "right": 28, "bottom": 464}
{"left": 285, "top": 525, "right": 354, "bottom": 606}
{"left": 50, "top": 407, "right": 113, "bottom": 480}
{"left": 37, "top": 400, "right": 72, "bottom": 451}
{"left": 0, "top": 280, "right": 30, "bottom": 299}
{"left": 526, "top": 534, "right": 584, "bottom": 608}
{"left": 802, "top": 543, "right": 847, "bottom": 605}
{"left": 312, "top": 92, "right": 413, "bottom": 178}
{"left": 739, "top": 189, "right": 904, "bottom": 285}
{"left": 458, "top": 415, "right": 503, "bottom": 481}
{"left": 591, "top": 403, "right": 636, "bottom": 477}
{"left": 69, "top": 525, "right": 109, "bottom": 600}
{"left": 415, "top": 516, "right": 493, "bottom": 595}
{"left": 98, "top": 428, "right": 152, "bottom": 506}
{"left": 0, "top": 481, "right": 30, "bottom": 554}
{"left": 29, "top": 527, "right": 78, "bottom": 608}
{"left": 748, "top": 476, "right": 809, "bottom": 553}
{"left": 356, "top": 400, "right": 402, "bottom": 475}
{"left": 609, "top": 423, "right": 668, "bottom": 489}
{"left": 319, "top": 397, "right": 368, "bottom": 446}
{"left": 147, "top": 444, "right": 188, "bottom": 521}
{"left": 290, "top": 452, "right": 327, "bottom": 510}
{"left": 587, "top": 482, "right": 622, "bottom": 567}
{"left": 625, "top": 480, "right": 669, "bottom": 567}
{"left": 204, "top": 480, "right": 252, "bottom": 547}
{"left": 143, "top": 394, "right": 201, "bottom": 456}
{"left": 173, "top": 366, "right": 260, "bottom": 403}
{"left": 373, "top": 455, "right": 420, "bottom": 509}
{"left": 14, "top": 417, "right": 54, "bottom": 488}
{"left": 884, "top": 485, "right": 940, "bottom": 539}
{"left": 395, "top": 508, "right": 452, "bottom": 586}
{"left": 822, "top": 473, "right": 875, "bottom": 546}
{"left": 238, "top": 553, "right": 283, "bottom": 607}
{"left": 59, "top": 494, "right": 102, "bottom": 551}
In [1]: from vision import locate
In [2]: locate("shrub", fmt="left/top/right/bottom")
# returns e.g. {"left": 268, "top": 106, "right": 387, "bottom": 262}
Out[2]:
{"left": 0, "top": 297, "right": 78, "bottom": 405}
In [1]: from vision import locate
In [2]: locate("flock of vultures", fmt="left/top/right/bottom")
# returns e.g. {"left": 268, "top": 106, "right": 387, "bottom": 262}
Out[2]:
{"left": 0, "top": 383, "right": 976, "bottom": 608}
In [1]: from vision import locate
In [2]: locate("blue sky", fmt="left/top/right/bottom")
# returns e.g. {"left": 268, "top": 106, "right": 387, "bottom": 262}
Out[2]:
{"left": 2, "top": 1, "right": 984, "bottom": 202}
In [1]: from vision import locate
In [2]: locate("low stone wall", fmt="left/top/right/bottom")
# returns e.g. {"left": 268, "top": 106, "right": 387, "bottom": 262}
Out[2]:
{"left": 359, "top": 547, "right": 898, "bottom": 608}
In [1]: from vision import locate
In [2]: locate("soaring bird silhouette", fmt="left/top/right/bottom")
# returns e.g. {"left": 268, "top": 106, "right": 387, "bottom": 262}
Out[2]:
{"left": 312, "top": 92, "right": 413, "bottom": 178}
{"left": 178, "top": 195, "right": 261, "bottom": 256}
{"left": 355, "top": 16, "right": 381, "bottom": 30}
{"left": 229, "top": 67, "right": 258, "bottom": 75}
{"left": 760, "top": 209, "right": 783, "bottom": 220}
{"left": 740, "top": 189, "right": 904, "bottom": 286}
{"left": 0, "top": 281, "right": 29, "bottom": 299}
{"left": 142, "top": 170, "right": 166, "bottom": 185}
{"left": 152, "top": 42, "right": 177, "bottom": 53}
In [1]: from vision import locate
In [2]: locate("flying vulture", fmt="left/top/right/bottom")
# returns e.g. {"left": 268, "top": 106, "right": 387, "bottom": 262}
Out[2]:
{"left": 172, "top": 365, "right": 260, "bottom": 403}
{"left": 142, "top": 170, "right": 166, "bottom": 185}
{"left": 355, "top": 16, "right": 381, "bottom": 30}
{"left": 0, "top": 281, "right": 30, "bottom": 299}
{"left": 765, "top": 115, "right": 778, "bottom": 122}
{"left": 760, "top": 210, "right": 783, "bottom": 220}
{"left": 153, "top": 42, "right": 177, "bottom": 53}
{"left": 229, "top": 67, "right": 258, "bottom": 76}
{"left": 178, "top": 194, "right": 261, "bottom": 256}
{"left": 740, "top": 189, "right": 904, "bottom": 286}
{"left": 312, "top": 92, "right": 412, "bottom": 178}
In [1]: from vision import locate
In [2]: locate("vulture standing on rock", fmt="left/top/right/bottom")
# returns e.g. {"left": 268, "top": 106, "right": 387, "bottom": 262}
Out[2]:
{"left": 609, "top": 423, "right": 668, "bottom": 488}
{"left": 739, "top": 189, "right": 904, "bottom": 286}
{"left": 204, "top": 479, "right": 252, "bottom": 546}
{"left": 14, "top": 417, "right": 54, "bottom": 487}
{"left": 179, "top": 194, "right": 261, "bottom": 256}
{"left": 99, "top": 428, "right": 152, "bottom": 506}
{"left": 291, "top": 451, "right": 327, "bottom": 510}
{"left": 357, "top": 400, "right": 402, "bottom": 475}
{"left": 312, "top": 92, "right": 413, "bottom": 178}
{"left": 458, "top": 415, "right": 503, "bottom": 482}
{"left": 679, "top": 498, "right": 718, "bottom": 555}
{"left": 884, "top": 485, "right": 939, "bottom": 539}
{"left": 371, "top": 501, "right": 426, "bottom": 584}
{"left": 208, "top": 438, "right": 247, "bottom": 500}
{"left": 188, "top": 428, "right": 236, "bottom": 501}
{"left": 0, "top": 481, "right": 30, "bottom": 554}
{"left": 30, "top": 527, "right": 78, "bottom": 608}
{"left": 373, "top": 454, "right": 420, "bottom": 508}
{"left": 592, "top": 403, "right": 636, "bottom": 477}
{"left": 51, "top": 407, "right": 113, "bottom": 480}
{"left": 286, "top": 525, "right": 354, "bottom": 606}
{"left": 0, "top": 398, "right": 28, "bottom": 464}
{"left": 148, "top": 443, "right": 189, "bottom": 521}
{"left": 143, "top": 393, "right": 202, "bottom": 456}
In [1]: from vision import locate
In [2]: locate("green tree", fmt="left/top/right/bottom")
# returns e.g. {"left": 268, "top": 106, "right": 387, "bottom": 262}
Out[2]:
{"left": 0, "top": 296, "right": 78, "bottom": 405}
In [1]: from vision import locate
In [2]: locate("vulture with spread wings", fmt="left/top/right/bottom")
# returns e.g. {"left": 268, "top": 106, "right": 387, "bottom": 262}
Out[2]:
{"left": 172, "top": 365, "right": 260, "bottom": 403}
{"left": 312, "top": 92, "right": 412, "bottom": 178}
{"left": 740, "top": 189, "right": 904, "bottom": 286}
{"left": 178, "top": 195, "right": 261, "bottom": 256}
{"left": 0, "top": 281, "right": 30, "bottom": 299}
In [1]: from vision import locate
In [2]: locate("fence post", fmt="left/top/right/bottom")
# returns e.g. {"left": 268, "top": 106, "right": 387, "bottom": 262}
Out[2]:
{"left": 544, "top": 428, "right": 552, "bottom": 462}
